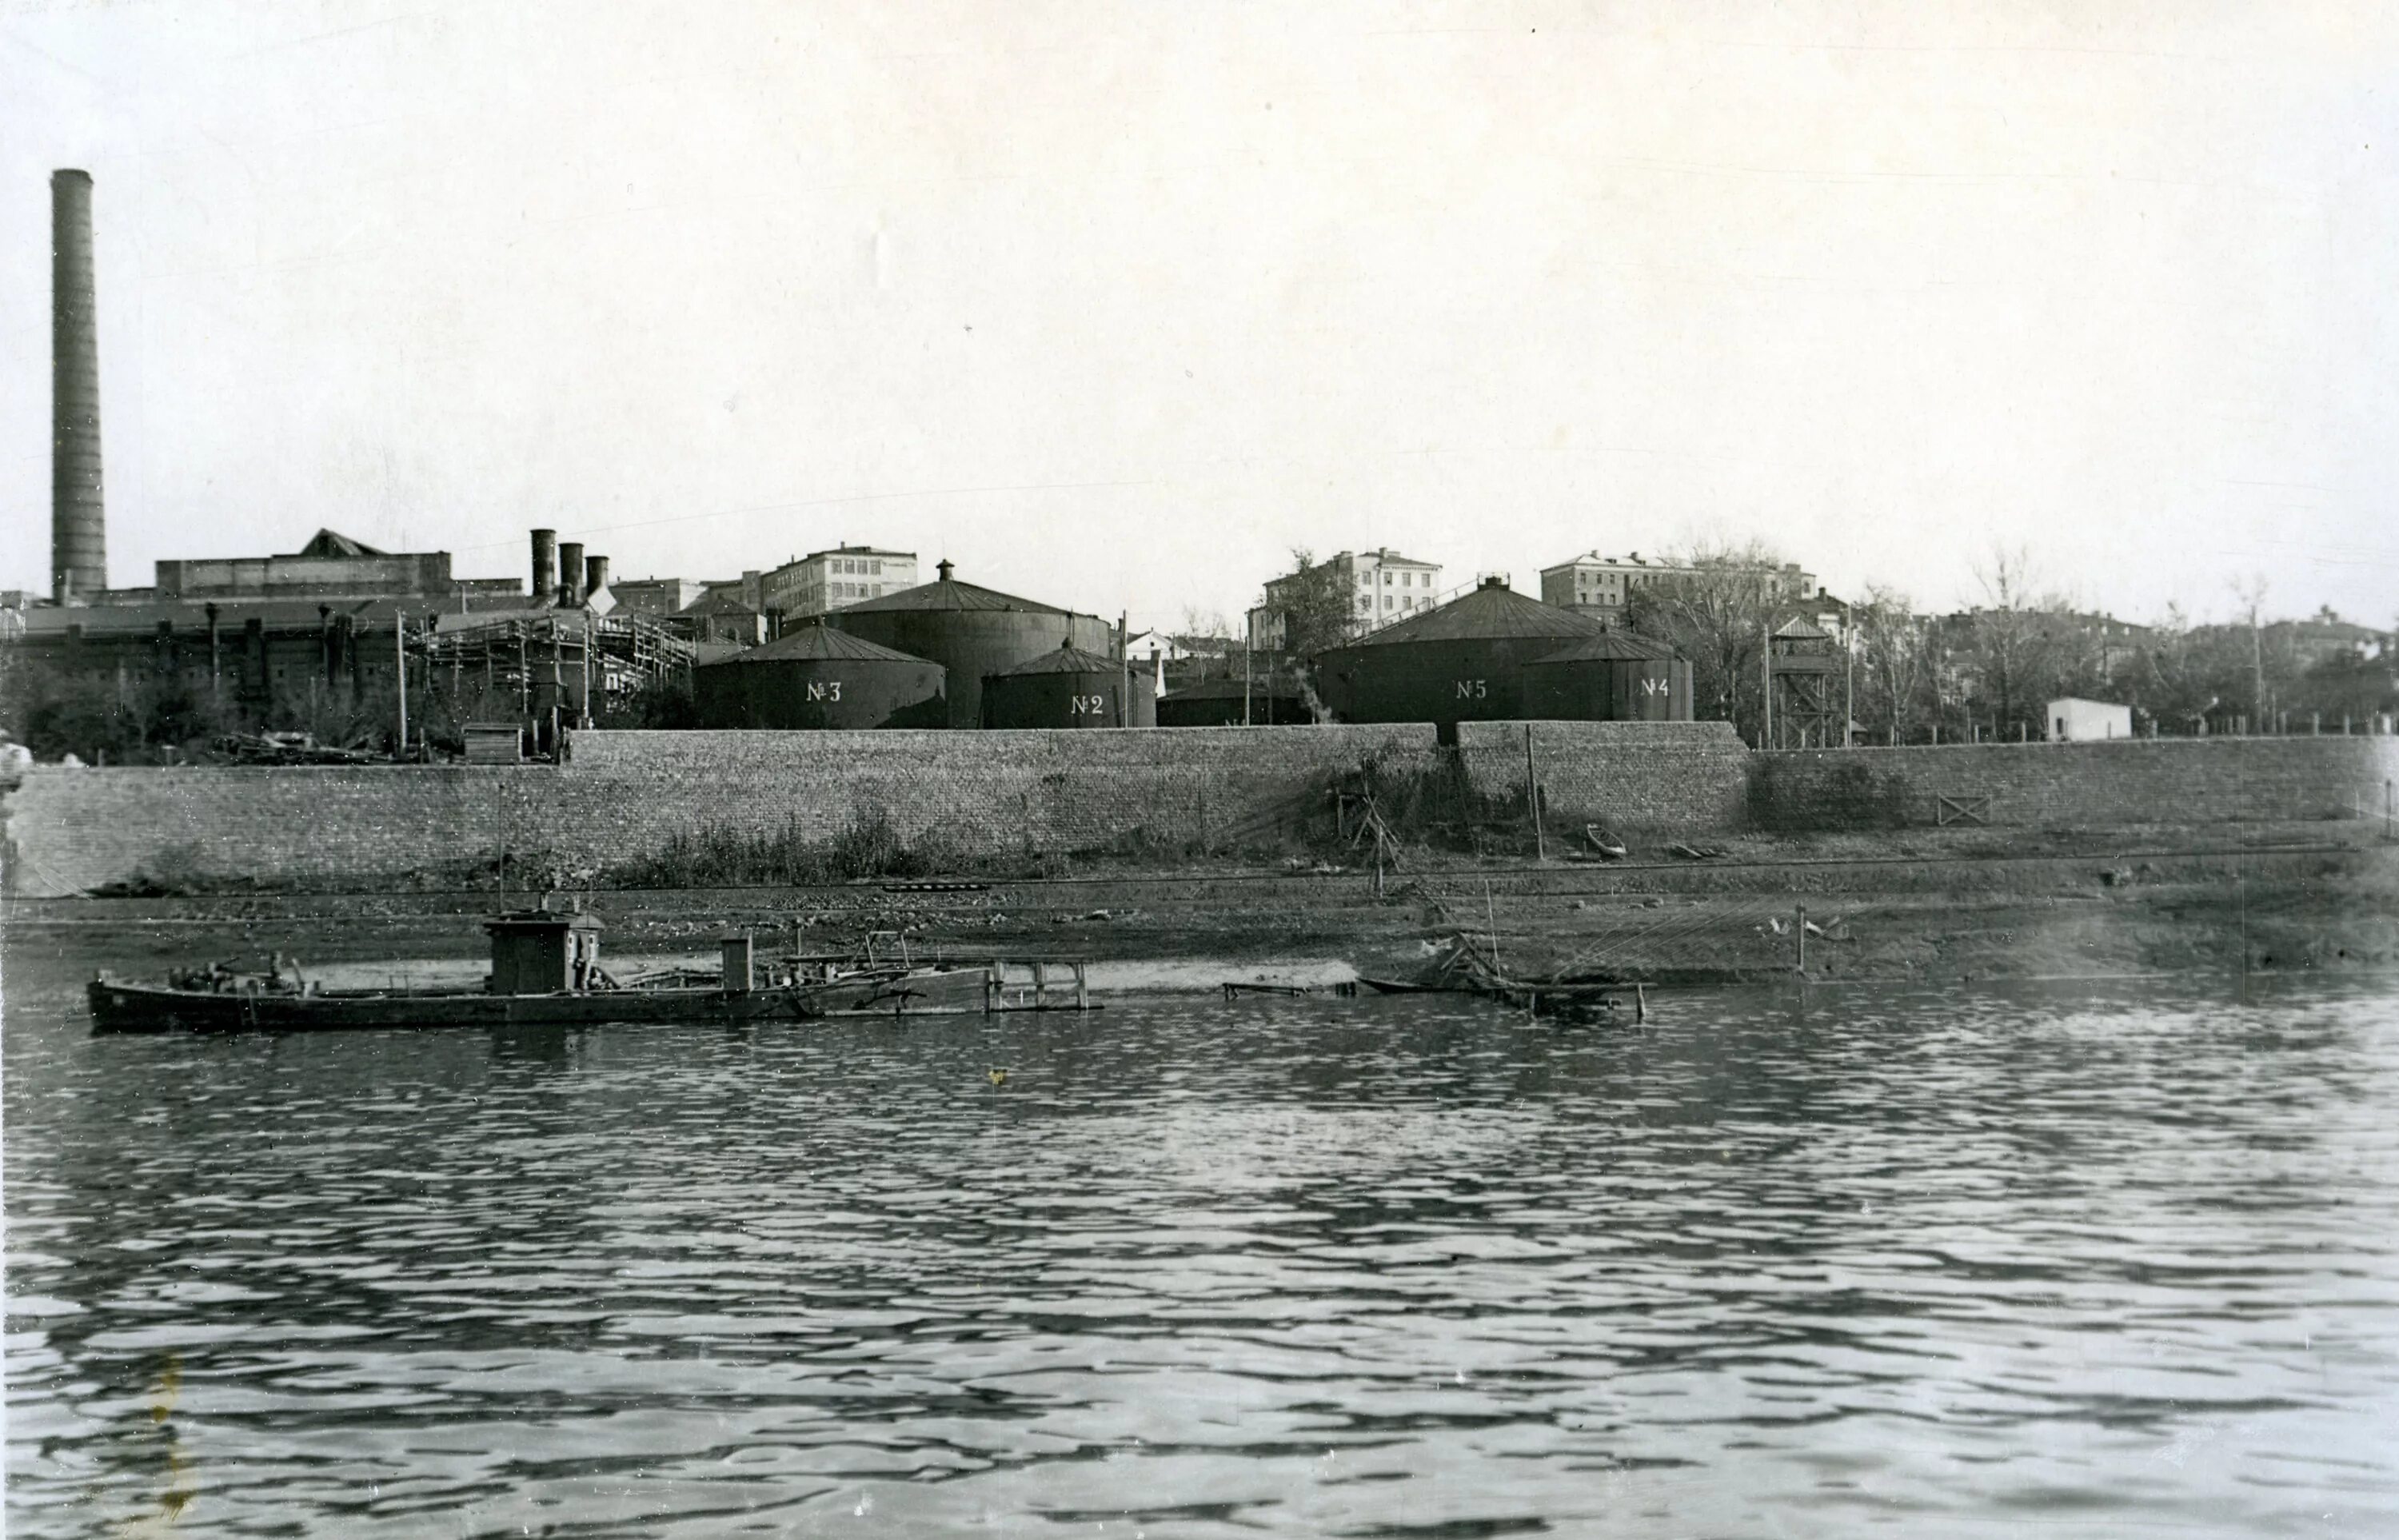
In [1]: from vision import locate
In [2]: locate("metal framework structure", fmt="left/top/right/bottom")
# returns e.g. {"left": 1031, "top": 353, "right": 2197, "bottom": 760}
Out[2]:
{"left": 414, "top": 608, "right": 695, "bottom": 728}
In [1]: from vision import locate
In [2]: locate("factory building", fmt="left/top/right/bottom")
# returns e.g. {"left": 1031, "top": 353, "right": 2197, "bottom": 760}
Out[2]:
{"left": 1318, "top": 577, "right": 1698, "bottom": 736}
{"left": 762, "top": 545, "right": 919, "bottom": 622}
{"left": 692, "top": 622, "right": 946, "bottom": 729}
{"left": 828, "top": 561, "right": 1116, "bottom": 729}
{"left": 1540, "top": 551, "right": 1818, "bottom": 622}
{"left": 1247, "top": 548, "right": 1443, "bottom": 651}
{"left": 981, "top": 642, "right": 1158, "bottom": 729}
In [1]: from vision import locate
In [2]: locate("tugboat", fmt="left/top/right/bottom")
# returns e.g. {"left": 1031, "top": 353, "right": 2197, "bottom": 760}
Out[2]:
{"left": 87, "top": 907, "right": 1004, "bottom": 1034}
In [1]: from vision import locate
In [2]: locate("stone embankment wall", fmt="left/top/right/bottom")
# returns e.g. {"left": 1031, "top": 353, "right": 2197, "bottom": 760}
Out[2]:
{"left": 1, "top": 721, "right": 1747, "bottom": 896}
{"left": 7, "top": 726, "right": 2382, "bottom": 897}
{"left": 1750, "top": 736, "right": 2399, "bottom": 831}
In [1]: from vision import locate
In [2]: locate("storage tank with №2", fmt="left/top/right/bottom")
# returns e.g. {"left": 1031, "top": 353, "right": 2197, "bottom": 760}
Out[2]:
{"left": 826, "top": 560, "right": 1116, "bottom": 728}
{"left": 1315, "top": 577, "right": 1609, "bottom": 734}
{"left": 981, "top": 640, "right": 1158, "bottom": 728}
{"left": 1523, "top": 629, "right": 1694, "bottom": 721}
{"left": 691, "top": 620, "right": 947, "bottom": 729}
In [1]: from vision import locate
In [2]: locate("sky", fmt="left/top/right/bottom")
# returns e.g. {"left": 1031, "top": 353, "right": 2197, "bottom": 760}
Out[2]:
{"left": 3, "top": 0, "right": 2396, "bottom": 632}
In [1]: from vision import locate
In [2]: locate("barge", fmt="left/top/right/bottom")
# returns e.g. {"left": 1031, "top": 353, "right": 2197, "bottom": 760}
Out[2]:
{"left": 88, "top": 908, "right": 1085, "bottom": 1035}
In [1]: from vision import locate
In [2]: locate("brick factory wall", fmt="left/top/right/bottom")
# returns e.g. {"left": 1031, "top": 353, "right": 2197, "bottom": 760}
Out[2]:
{"left": 1750, "top": 736, "right": 2399, "bottom": 832}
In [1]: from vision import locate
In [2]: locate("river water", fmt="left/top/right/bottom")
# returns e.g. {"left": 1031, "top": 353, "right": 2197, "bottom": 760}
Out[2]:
{"left": 6, "top": 940, "right": 2398, "bottom": 1538}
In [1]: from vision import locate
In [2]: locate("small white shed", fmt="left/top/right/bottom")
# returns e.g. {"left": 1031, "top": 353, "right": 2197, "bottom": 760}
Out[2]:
{"left": 2048, "top": 696, "right": 2133, "bottom": 742}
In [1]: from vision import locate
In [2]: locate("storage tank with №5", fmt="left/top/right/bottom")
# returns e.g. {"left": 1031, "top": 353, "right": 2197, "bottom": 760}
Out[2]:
{"left": 827, "top": 560, "right": 1115, "bottom": 728}
{"left": 1523, "top": 630, "right": 1694, "bottom": 721}
{"left": 981, "top": 640, "right": 1158, "bottom": 728}
{"left": 1315, "top": 577, "right": 1608, "bottom": 733}
{"left": 691, "top": 620, "right": 947, "bottom": 729}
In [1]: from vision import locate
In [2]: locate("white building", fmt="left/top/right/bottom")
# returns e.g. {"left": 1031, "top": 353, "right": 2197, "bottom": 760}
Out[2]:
{"left": 2048, "top": 696, "right": 2134, "bottom": 742}
{"left": 1246, "top": 548, "right": 1443, "bottom": 650}
{"left": 1540, "top": 551, "right": 1818, "bottom": 622}
{"left": 762, "top": 545, "right": 919, "bottom": 620}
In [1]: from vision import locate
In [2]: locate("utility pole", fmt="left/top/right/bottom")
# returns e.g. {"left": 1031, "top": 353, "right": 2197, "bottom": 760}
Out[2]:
{"left": 1119, "top": 611, "right": 1132, "bottom": 728}
{"left": 1243, "top": 610, "right": 1253, "bottom": 726}
{"left": 1524, "top": 724, "right": 1544, "bottom": 860}
{"left": 395, "top": 611, "right": 409, "bottom": 759}
{"left": 1761, "top": 622, "right": 1774, "bottom": 749}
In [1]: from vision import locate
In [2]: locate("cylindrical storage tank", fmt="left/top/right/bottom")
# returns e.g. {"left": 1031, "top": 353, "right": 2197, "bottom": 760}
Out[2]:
{"left": 1523, "top": 631, "right": 1692, "bottom": 720}
{"left": 828, "top": 560, "right": 1114, "bottom": 728}
{"left": 1316, "top": 578, "right": 1610, "bottom": 730}
{"left": 1156, "top": 676, "right": 1311, "bottom": 726}
{"left": 982, "top": 641, "right": 1154, "bottom": 728}
{"left": 691, "top": 621, "right": 947, "bottom": 728}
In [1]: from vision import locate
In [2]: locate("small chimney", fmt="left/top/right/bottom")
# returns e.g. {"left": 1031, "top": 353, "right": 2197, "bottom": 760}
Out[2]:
{"left": 584, "top": 553, "right": 609, "bottom": 595}
{"left": 558, "top": 541, "right": 585, "bottom": 607}
{"left": 937, "top": 558, "right": 955, "bottom": 582}
{"left": 530, "top": 529, "right": 556, "bottom": 603}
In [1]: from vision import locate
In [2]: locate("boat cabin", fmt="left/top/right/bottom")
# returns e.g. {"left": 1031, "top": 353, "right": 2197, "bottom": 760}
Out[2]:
{"left": 485, "top": 910, "right": 603, "bottom": 995}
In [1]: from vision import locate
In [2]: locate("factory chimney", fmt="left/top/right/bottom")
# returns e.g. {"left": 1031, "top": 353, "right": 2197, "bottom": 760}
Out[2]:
{"left": 583, "top": 553, "right": 609, "bottom": 596}
{"left": 51, "top": 170, "right": 105, "bottom": 605}
{"left": 557, "top": 541, "right": 585, "bottom": 607}
{"left": 530, "top": 529, "right": 556, "bottom": 604}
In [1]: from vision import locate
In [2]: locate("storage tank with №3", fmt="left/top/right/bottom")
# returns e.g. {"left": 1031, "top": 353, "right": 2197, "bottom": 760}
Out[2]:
{"left": 981, "top": 640, "right": 1158, "bottom": 728}
{"left": 827, "top": 560, "right": 1115, "bottom": 728}
{"left": 691, "top": 620, "right": 947, "bottom": 728}
{"left": 1523, "top": 629, "right": 1694, "bottom": 721}
{"left": 1315, "top": 577, "right": 1608, "bottom": 734}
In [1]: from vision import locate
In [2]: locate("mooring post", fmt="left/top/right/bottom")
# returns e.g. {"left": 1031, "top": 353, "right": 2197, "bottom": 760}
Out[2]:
{"left": 1795, "top": 904, "right": 1807, "bottom": 973}
{"left": 1635, "top": 983, "right": 1647, "bottom": 1024}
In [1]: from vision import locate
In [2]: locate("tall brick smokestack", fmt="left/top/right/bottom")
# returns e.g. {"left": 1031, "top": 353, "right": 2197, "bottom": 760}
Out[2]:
{"left": 530, "top": 529, "right": 556, "bottom": 603}
{"left": 51, "top": 170, "right": 105, "bottom": 604}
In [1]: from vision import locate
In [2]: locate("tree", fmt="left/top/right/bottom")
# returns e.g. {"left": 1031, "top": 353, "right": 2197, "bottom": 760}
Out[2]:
{"left": 1260, "top": 548, "right": 1361, "bottom": 658}
{"left": 1850, "top": 583, "right": 1934, "bottom": 742}
{"left": 1624, "top": 540, "right": 1795, "bottom": 744}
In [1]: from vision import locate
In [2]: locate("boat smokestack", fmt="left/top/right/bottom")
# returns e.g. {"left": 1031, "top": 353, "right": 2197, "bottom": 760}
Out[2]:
{"left": 51, "top": 170, "right": 105, "bottom": 605}
{"left": 530, "top": 529, "right": 556, "bottom": 603}
{"left": 583, "top": 553, "right": 609, "bottom": 595}
{"left": 557, "top": 541, "right": 585, "bottom": 607}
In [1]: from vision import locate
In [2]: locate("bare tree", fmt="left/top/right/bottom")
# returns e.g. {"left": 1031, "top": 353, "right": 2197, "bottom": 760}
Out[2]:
{"left": 1850, "top": 583, "right": 1930, "bottom": 742}
{"left": 1625, "top": 539, "right": 1794, "bottom": 742}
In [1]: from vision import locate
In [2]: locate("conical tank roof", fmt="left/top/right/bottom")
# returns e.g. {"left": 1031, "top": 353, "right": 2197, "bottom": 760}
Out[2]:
{"left": 989, "top": 640, "right": 1124, "bottom": 676}
{"left": 1529, "top": 629, "right": 1681, "bottom": 664}
{"left": 700, "top": 620, "right": 935, "bottom": 667}
{"left": 1342, "top": 578, "right": 1609, "bottom": 648}
{"left": 839, "top": 559, "right": 1076, "bottom": 616}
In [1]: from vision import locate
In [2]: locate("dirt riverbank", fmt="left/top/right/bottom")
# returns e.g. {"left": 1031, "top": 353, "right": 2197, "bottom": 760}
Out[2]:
{"left": 9, "top": 821, "right": 2394, "bottom": 991}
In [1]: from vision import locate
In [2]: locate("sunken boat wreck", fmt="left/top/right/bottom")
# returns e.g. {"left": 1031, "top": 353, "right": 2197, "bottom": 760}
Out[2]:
{"left": 88, "top": 907, "right": 1094, "bottom": 1034}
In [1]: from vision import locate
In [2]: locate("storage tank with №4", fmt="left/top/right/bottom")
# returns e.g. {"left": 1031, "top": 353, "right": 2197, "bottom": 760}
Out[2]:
{"left": 1315, "top": 577, "right": 1609, "bottom": 734}
{"left": 691, "top": 620, "right": 947, "bottom": 729}
{"left": 1523, "top": 630, "right": 1694, "bottom": 721}
{"left": 827, "top": 560, "right": 1115, "bottom": 728}
{"left": 981, "top": 640, "right": 1158, "bottom": 728}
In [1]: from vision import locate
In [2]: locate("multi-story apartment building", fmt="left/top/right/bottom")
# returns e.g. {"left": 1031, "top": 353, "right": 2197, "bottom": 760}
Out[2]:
{"left": 1541, "top": 551, "right": 1818, "bottom": 622}
{"left": 762, "top": 545, "right": 919, "bottom": 620}
{"left": 1247, "top": 549, "right": 1443, "bottom": 650}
